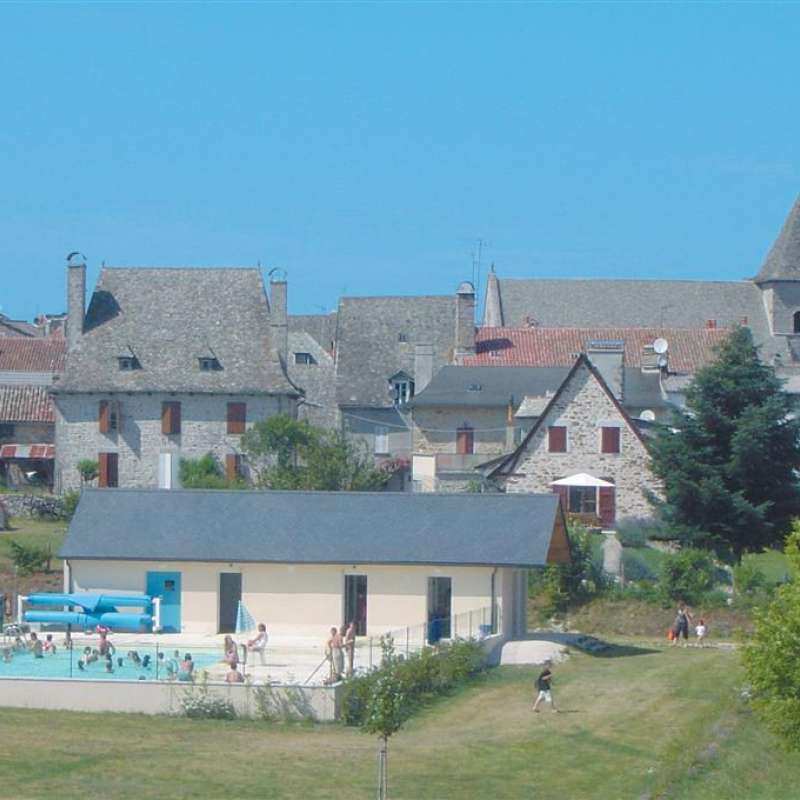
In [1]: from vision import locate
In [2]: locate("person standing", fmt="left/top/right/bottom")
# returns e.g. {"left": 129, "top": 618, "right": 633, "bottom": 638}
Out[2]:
{"left": 344, "top": 620, "right": 357, "bottom": 677}
{"left": 533, "top": 659, "right": 558, "bottom": 713}
{"left": 671, "top": 604, "right": 692, "bottom": 647}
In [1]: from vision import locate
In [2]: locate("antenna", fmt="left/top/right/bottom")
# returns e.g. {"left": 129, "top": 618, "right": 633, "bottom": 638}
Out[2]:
{"left": 653, "top": 338, "right": 668, "bottom": 354}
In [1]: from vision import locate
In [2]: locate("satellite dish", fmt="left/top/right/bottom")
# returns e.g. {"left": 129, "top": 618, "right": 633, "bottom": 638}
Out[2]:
{"left": 639, "top": 409, "right": 656, "bottom": 422}
{"left": 653, "top": 338, "right": 668, "bottom": 354}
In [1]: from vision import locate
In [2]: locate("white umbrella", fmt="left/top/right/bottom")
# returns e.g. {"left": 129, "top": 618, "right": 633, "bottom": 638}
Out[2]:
{"left": 550, "top": 473, "right": 614, "bottom": 488}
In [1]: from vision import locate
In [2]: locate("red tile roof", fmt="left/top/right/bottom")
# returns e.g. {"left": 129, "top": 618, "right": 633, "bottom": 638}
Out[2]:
{"left": 465, "top": 327, "right": 730, "bottom": 373}
{"left": 0, "top": 444, "right": 55, "bottom": 459}
{"left": 0, "top": 386, "right": 55, "bottom": 422}
{"left": 0, "top": 338, "right": 66, "bottom": 373}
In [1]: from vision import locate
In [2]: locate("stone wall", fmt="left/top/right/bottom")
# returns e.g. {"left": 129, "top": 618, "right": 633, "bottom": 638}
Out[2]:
{"left": 54, "top": 392, "right": 290, "bottom": 492}
{"left": 0, "top": 493, "right": 65, "bottom": 519}
{"left": 502, "top": 363, "right": 657, "bottom": 521}
{"left": 412, "top": 407, "right": 511, "bottom": 456}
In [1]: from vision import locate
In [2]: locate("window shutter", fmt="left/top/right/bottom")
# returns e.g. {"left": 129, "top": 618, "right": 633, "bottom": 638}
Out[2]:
{"left": 99, "top": 401, "right": 109, "bottom": 434}
{"left": 225, "top": 454, "right": 240, "bottom": 481}
{"left": 162, "top": 401, "right": 181, "bottom": 435}
{"left": 599, "top": 479, "right": 616, "bottom": 527}
{"left": 98, "top": 453, "right": 118, "bottom": 488}
{"left": 548, "top": 426, "right": 567, "bottom": 453}
{"left": 227, "top": 402, "right": 246, "bottom": 435}
{"left": 601, "top": 427, "right": 620, "bottom": 454}
{"left": 98, "top": 452, "right": 108, "bottom": 487}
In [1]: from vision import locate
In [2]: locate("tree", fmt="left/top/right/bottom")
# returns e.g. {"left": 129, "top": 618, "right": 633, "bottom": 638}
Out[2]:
{"left": 240, "top": 415, "right": 391, "bottom": 491}
{"left": 741, "top": 523, "right": 800, "bottom": 750}
{"left": 178, "top": 454, "right": 243, "bottom": 489}
{"left": 649, "top": 327, "right": 800, "bottom": 560}
{"left": 76, "top": 459, "right": 99, "bottom": 486}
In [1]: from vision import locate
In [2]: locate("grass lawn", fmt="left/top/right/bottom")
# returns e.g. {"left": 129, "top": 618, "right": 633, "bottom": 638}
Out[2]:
{"left": 0, "top": 516, "right": 65, "bottom": 596}
{"left": 0, "top": 641, "right": 797, "bottom": 799}
{"left": 746, "top": 549, "right": 793, "bottom": 585}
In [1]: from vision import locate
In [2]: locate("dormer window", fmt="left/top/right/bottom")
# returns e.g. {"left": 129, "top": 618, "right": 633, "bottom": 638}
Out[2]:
{"left": 389, "top": 372, "right": 414, "bottom": 405}
{"left": 398, "top": 332, "right": 408, "bottom": 343}
{"left": 199, "top": 356, "right": 222, "bottom": 372}
{"left": 117, "top": 355, "right": 140, "bottom": 371}
{"left": 294, "top": 352, "right": 316, "bottom": 365}
{"left": 467, "top": 382, "right": 482, "bottom": 392}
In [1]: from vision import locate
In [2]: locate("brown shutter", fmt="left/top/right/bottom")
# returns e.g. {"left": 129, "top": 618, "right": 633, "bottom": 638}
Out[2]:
{"left": 601, "top": 427, "right": 620, "bottom": 454}
{"left": 99, "top": 400, "right": 109, "bottom": 434}
{"left": 548, "top": 426, "right": 567, "bottom": 453}
{"left": 456, "top": 427, "right": 474, "bottom": 455}
{"left": 107, "top": 453, "right": 118, "bottom": 488}
{"left": 599, "top": 479, "right": 616, "bottom": 527}
{"left": 227, "top": 402, "right": 246, "bottom": 435}
{"left": 225, "top": 454, "right": 240, "bottom": 481}
{"left": 162, "top": 401, "right": 181, "bottom": 435}
{"left": 98, "top": 452, "right": 108, "bottom": 487}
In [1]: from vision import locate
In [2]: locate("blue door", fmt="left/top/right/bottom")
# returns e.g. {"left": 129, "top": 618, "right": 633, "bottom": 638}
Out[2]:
{"left": 146, "top": 571, "right": 181, "bottom": 633}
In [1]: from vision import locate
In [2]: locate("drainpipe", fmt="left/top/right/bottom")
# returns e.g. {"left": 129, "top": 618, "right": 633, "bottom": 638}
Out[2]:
{"left": 490, "top": 567, "right": 497, "bottom": 634}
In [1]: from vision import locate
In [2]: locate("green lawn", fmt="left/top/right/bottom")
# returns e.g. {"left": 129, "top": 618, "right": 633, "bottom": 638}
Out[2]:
{"left": 746, "top": 549, "right": 793, "bottom": 585}
{"left": 0, "top": 641, "right": 797, "bottom": 799}
{"left": 0, "top": 516, "right": 66, "bottom": 561}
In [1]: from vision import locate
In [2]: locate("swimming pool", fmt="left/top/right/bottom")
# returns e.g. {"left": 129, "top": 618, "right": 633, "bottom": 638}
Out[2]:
{"left": 0, "top": 643, "right": 220, "bottom": 682}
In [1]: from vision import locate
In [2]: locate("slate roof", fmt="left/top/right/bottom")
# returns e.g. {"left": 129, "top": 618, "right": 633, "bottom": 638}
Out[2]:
{"left": 61, "top": 489, "right": 561, "bottom": 568}
{"left": 288, "top": 313, "right": 337, "bottom": 354}
{"left": 0, "top": 314, "right": 41, "bottom": 338}
{"left": 411, "top": 366, "right": 569, "bottom": 408}
{"left": 464, "top": 327, "right": 728, "bottom": 374}
{"left": 0, "top": 385, "right": 55, "bottom": 422}
{"left": 335, "top": 295, "right": 457, "bottom": 407}
{"left": 754, "top": 189, "right": 800, "bottom": 282}
{"left": 53, "top": 268, "right": 298, "bottom": 395}
{"left": 483, "top": 278, "right": 773, "bottom": 350}
{"left": 0, "top": 338, "right": 66, "bottom": 373}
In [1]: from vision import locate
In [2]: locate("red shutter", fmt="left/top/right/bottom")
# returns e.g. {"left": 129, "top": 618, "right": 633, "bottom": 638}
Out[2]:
{"left": 98, "top": 452, "right": 108, "bottom": 487}
{"left": 548, "top": 426, "right": 567, "bottom": 453}
{"left": 601, "top": 427, "right": 620, "bottom": 454}
{"left": 456, "top": 427, "right": 474, "bottom": 455}
{"left": 98, "top": 453, "right": 118, "bottom": 488}
{"left": 599, "top": 479, "right": 616, "bottom": 527}
{"left": 552, "top": 485, "right": 569, "bottom": 512}
{"left": 225, "top": 454, "right": 240, "bottom": 481}
{"left": 99, "top": 401, "right": 109, "bottom": 434}
{"left": 227, "top": 402, "right": 246, "bottom": 435}
{"left": 162, "top": 401, "right": 181, "bottom": 435}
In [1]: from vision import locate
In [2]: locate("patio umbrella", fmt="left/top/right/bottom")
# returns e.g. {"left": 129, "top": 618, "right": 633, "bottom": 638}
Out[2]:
{"left": 550, "top": 473, "right": 614, "bottom": 488}
{"left": 235, "top": 600, "right": 256, "bottom": 633}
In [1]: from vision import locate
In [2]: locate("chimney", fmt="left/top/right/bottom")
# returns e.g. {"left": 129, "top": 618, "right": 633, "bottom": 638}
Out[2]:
{"left": 455, "top": 281, "right": 476, "bottom": 361}
{"left": 414, "top": 343, "right": 434, "bottom": 393}
{"left": 586, "top": 342, "right": 625, "bottom": 399}
{"left": 269, "top": 271, "right": 288, "bottom": 367}
{"left": 66, "top": 255, "right": 86, "bottom": 352}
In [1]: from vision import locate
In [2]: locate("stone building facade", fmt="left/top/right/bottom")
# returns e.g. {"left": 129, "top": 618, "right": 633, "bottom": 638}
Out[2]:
{"left": 490, "top": 356, "right": 656, "bottom": 524}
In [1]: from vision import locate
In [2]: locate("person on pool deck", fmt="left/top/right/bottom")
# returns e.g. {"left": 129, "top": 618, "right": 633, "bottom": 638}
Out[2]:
{"left": 222, "top": 635, "right": 239, "bottom": 666}
{"left": 177, "top": 653, "right": 194, "bottom": 682}
{"left": 225, "top": 662, "right": 245, "bottom": 683}
{"left": 247, "top": 623, "right": 269, "bottom": 666}
{"left": 29, "top": 632, "right": 44, "bottom": 658}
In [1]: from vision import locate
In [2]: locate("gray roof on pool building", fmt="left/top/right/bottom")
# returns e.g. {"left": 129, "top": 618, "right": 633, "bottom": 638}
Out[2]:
{"left": 61, "top": 489, "right": 561, "bottom": 568}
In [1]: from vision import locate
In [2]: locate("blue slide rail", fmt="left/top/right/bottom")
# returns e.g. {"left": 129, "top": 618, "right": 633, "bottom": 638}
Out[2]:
{"left": 23, "top": 593, "right": 155, "bottom": 632}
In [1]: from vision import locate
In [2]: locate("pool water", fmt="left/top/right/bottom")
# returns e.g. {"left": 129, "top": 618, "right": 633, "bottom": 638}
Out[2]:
{"left": 0, "top": 644, "right": 220, "bottom": 682}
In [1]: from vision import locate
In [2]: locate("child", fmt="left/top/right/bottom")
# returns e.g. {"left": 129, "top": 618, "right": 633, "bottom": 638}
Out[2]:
{"left": 695, "top": 618, "right": 707, "bottom": 648}
{"left": 533, "top": 659, "right": 558, "bottom": 713}
{"left": 44, "top": 634, "right": 56, "bottom": 654}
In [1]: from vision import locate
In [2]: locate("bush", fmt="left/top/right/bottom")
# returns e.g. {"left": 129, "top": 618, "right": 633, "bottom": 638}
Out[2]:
{"left": 615, "top": 516, "right": 669, "bottom": 547}
{"left": 9, "top": 539, "right": 49, "bottom": 575}
{"left": 735, "top": 559, "right": 768, "bottom": 596}
{"left": 63, "top": 489, "right": 80, "bottom": 520}
{"left": 660, "top": 548, "right": 717, "bottom": 605}
{"left": 76, "top": 459, "right": 99, "bottom": 485}
{"left": 341, "top": 636, "right": 485, "bottom": 729}
{"left": 180, "top": 684, "right": 237, "bottom": 720}
{"left": 622, "top": 549, "right": 657, "bottom": 582}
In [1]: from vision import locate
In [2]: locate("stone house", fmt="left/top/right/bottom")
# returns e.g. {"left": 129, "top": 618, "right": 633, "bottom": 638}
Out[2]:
{"left": 61, "top": 488, "right": 570, "bottom": 637}
{"left": 0, "top": 337, "right": 66, "bottom": 488}
{"left": 52, "top": 262, "right": 300, "bottom": 492}
{"left": 488, "top": 355, "right": 655, "bottom": 527}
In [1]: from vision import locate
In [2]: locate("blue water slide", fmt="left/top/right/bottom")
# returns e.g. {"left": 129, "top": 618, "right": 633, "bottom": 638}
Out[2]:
{"left": 25, "top": 593, "right": 152, "bottom": 611}
{"left": 97, "top": 612, "right": 153, "bottom": 629}
{"left": 24, "top": 592, "right": 156, "bottom": 631}
{"left": 24, "top": 611, "right": 102, "bottom": 627}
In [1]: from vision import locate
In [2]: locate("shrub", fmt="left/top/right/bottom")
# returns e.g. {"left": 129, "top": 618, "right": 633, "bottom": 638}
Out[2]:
{"left": 622, "top": 549, "right": 657, "bottom": 582}
{"left": 615, "top": 516, "right": 668, "bottom": 547}
{"left": 63, "top": 489, "right": 80, "bottom": 520}
{"left": 180, "top": 683, "right": 237, "bottom": 720}
{"left": 660, "top": 548, "right": 717, "bottom": 605}
{"left": 735, "top": 559, "right": 768, "bottom": 596}
{"left": 9, "top": 539, "right": 49, "bottom": 575}
{"left": 76, "top": 459, "right": 99, "bottom": 485}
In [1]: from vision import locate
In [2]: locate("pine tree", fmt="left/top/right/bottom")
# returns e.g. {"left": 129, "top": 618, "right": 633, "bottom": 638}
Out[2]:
{"left": 649, "top": 327, "right": 800, "bottom": 559}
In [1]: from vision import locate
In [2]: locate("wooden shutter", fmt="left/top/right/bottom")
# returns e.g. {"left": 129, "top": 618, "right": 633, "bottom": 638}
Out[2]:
{"left": 98, "top": 453, "right": 118, "bottom": 488}
{"left": 227, "top": 402, "right": 246, "bottom": 435}
{"left": 552, "top": 485, "right": 569, "bottom": 512}
{"left": 162, "top": 401, "right": 181, "bottom": 435}
{"left": 601, "top": 427, "right": 620, "bottom": 454}
{"left": 548, "top": 426, "right": 567, "bottom": 453}
{"left": 599, "top": 479, "right": 616, "bottom": 527}
{"left": 456, "top": 427, "right": 474, "bottom": 455}
{"left": 99, "top": 400, "right": 109, "bottom": 434}
{"left": 225, "top": 454, "right": 241, "bottom": 481}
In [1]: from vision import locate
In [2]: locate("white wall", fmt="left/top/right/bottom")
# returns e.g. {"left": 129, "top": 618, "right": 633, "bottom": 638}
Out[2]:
{"left": 69, "top": 560, "right": 511, "bottom": 637}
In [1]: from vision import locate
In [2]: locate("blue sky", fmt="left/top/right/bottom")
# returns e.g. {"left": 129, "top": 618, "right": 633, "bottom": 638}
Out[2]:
{"left": 2, "top": 2, "right": 800, "bottom": 321}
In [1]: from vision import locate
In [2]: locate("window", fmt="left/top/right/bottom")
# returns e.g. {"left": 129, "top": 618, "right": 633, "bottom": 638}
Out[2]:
{"left": 391, "top": 377, "right": 414, "bottom": 405}
{"left": 199, "top": 357, "right": 221, "bottom": 372}
{"left": 456, "top": 426, "right": 474, "bottom": 455}
{"left": 600, "top": 426, "right": 621, "bottom": 454}
{"left": 374, "top": 426, "right": 389, "bottom": 454}
{"left": 568, "top": 486, "right": 597, "bottom": 515}
{"left": 118, "top": 357, "right": 134, "bottom": 371}
{"left": 794, "top": 311, "right": 800, "bottom": 334}
{"left": 398, "top": 332, "right": 408, "bottom": 343}
{"left": 227, "top": 402, "right": 246, "bottom": 435}
{"left": 162, "top": 401, "right": 181, "bottom": 435}
{"left": 98, "top": 452, "right": 118, "bottom": 488}
{"left": 548, "top": 426, "right": 567, "bottom": 453}
{"left": 158, "top": 452, "right": 179, "bottom": 489}
{"left": 225, "top": 454, "right": 244, "bottom": 481}
{"left": 99, "top": 400, "right": 121, "bottom": 434}
{"left": 294, "top": 352, "right": 316, "bottom": 365}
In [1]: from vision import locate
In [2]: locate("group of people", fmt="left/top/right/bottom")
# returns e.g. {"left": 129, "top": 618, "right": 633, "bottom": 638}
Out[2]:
{"left": 671, "top": 604, "right": 708, "bottom": 647}
{"left": 324, "top": 621, "right": 357, "bottom": 684}
{"left": 2, "top": 630, "right": 55, "bottom": 661}
{"left": 216, "top": 623, "right": 269, "bottom": 683}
